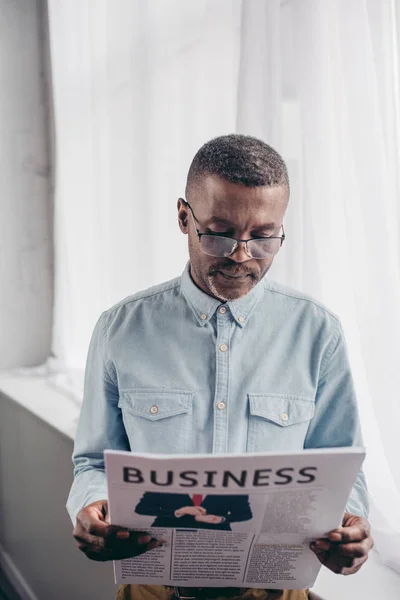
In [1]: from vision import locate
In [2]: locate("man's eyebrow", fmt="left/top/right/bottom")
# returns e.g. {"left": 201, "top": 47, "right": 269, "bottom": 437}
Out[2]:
{"left": 205, "top": 216, "right": 278, "bottom": 230}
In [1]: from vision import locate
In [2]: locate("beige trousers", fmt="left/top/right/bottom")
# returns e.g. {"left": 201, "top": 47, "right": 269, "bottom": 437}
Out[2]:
{"left": 116, "top": 585, "right": 309, "bottom": 600}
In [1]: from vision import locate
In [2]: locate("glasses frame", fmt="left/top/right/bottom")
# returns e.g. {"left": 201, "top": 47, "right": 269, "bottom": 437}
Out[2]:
{"left": 182, "top": 199, "right": 285, "bottom": 259}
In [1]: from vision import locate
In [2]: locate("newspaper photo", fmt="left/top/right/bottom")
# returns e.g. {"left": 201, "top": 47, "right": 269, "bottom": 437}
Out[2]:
{"left": 105, "top": 447, "right": 365, "bottom": 590}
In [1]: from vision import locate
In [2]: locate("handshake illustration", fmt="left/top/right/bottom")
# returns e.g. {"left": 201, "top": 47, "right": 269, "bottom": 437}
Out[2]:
{"left": 174, "top": 505, "right": 225, "bottom": 524}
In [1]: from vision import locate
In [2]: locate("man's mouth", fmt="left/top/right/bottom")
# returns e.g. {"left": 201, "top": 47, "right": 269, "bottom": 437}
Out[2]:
{"left": 217, "top": 271, "right": 252, "bottom": 280}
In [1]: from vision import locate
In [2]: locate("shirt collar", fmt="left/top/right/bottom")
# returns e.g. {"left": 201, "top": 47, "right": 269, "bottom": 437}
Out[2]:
{"left": 180, "top": 261, "right": 265, "bottom": 328}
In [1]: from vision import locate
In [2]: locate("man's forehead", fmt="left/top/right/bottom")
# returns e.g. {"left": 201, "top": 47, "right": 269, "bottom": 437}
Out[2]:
{"left": 191, "top": 176, "right": 287, "bottom": 226}
{"left": 204, "top": 212, "right": 279, "bottom": 231}
{"left": 194, "top": 174, "right": 287, "bottom": 203}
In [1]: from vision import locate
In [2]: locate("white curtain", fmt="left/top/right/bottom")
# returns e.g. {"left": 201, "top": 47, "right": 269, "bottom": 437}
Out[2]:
{"left": 276, "top": 0, "right": 400, "bottom": 570}
{"left": 47, "top": 0, "right": 243, "bottom": 371}
{"left": 46, "top": 0, "right": 400, "bottom": 572}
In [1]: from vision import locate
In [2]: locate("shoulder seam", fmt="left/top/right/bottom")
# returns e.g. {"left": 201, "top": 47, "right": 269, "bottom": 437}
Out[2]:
{"left": 100, "top": 311, "right": 118, "bottom": 386}
{"left": 264, "top": 283, "right": 339, "bottom": 320}
{"left": 319, "top": 317, "right": 342, "bottom": 377}
{"left": 105, "top": 280, "right": 181, "bottom": 315}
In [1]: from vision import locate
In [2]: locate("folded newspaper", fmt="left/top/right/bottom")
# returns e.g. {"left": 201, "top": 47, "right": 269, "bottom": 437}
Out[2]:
{"left": 105, "top": 448, "right": 365, "bottom": 589}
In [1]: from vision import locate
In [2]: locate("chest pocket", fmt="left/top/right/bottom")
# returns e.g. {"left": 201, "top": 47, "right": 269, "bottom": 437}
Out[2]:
{"left": 118, "top": 388, "right": 194, "bottom": 454}
{"left": 246, "top": 393, "right": 315, "bottom": 453}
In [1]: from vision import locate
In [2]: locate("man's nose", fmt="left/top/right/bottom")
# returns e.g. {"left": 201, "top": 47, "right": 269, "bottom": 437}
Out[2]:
{"left": 229, "top": 242, "right": 252, "bottom": 263}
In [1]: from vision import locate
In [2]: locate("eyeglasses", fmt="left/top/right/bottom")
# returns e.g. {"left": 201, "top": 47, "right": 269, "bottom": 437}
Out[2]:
{"left": 183, "top": 200, "right": 285, "bottom": 259}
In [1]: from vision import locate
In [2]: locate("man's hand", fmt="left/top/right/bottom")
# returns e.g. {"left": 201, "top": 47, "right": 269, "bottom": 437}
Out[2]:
{"left": 310, "top": 512, "right": 374, "bottom": 575}
{"left": 195, "top": 514, "right": 224, "bottom": 524}
{"left": 174, "top": 506, "right": 207, "bottom": 517}
{"left": 73, "top": 500, "right": 164, "bottom": 562}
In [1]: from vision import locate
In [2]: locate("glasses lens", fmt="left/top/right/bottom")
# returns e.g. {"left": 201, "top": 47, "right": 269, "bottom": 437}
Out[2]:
{"left": 200, "top": 235, "right": 237, "bottom": 257}
{"left": 247, "top": 238, "right": 282, "bottom": 258}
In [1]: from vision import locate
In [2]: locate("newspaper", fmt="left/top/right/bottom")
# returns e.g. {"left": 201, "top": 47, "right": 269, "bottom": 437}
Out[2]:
{"left": 105, "top": 447, "right": 365, "bottom": 590}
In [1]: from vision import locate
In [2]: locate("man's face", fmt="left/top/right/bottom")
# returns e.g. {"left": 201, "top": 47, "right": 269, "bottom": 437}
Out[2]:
{"left": 178, "top": 175, "right": 288, "bottom": 301}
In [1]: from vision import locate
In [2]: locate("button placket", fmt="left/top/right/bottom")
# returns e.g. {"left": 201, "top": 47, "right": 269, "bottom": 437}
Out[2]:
{"left": 213, "top": 307, "right": 230, "bottom": 453}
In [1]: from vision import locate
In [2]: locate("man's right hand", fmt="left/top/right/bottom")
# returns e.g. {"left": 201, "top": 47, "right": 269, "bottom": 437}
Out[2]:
{"left": 73, "top": 499, "right": 163, "bottom": 562}
{"left": 174, "top": 506, "right": 207, "bottom": 517}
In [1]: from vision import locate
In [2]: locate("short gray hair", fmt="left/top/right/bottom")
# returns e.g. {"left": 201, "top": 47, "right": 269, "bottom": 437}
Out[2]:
{"left": 186, "top": 134, "right": 289, "bottom": 196}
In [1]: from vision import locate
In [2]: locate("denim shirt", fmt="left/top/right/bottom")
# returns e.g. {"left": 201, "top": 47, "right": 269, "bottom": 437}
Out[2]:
{"left": 67, "top": 262, "right": 368, "bottom": 525}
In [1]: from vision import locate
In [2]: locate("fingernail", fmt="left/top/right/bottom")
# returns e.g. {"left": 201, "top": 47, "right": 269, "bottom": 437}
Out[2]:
{"left": 329, "top": 532, "right": 342, "bottom": 541}
{"left": 116, "top": 531, "right": 130, "bottom": 539}
{"left": 316, "top": 540, "right": 330, "bottom": 550}
{"left": 137, "top": 534, "right": 152, "bottom": 544}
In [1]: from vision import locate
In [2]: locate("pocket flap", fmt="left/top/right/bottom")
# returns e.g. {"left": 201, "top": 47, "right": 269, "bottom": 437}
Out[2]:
{"left": 248, "top": 394, "right": 315, "bottom": 427}
{"left": 118, "top": 388, "right": 194, "bottom": 421}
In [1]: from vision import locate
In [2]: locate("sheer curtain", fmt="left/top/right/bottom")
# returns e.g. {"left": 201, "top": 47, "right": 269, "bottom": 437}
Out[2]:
{"left": 276, "top": 0, "right": 400, "bottom": 570}
{"left": 46, "top": 0, "right": 400, "bottom": 571}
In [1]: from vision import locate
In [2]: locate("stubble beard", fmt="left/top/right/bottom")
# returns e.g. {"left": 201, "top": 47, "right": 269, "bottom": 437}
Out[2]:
{"left": 206, "top": 272, "right": 255, "bottom": 301}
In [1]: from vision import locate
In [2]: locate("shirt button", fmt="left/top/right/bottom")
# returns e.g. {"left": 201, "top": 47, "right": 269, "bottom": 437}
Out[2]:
{"left": 150, "top": 405, "right": 159, "bottom": 415}
{"left": 217, "top": 401, "right": 226, "bottom": 410}
{"left": 200, "top": 313, "right": 207, "bottom": 320}
{"left": 238, "top": 316, "right": 245, "bottom": 323}
{"left": 281, "top": 413, "right": 289, "bottom": 422}
{"left": 219, "top": 344, "right": 228, "bottom": 352}
{"left": 219, "top": 306, "right": 227, "bottom": 314}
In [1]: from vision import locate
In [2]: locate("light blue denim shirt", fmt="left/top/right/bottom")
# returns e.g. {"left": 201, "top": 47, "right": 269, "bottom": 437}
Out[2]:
{"left": 67, "top": 262, "right": 368, "bottom": 525}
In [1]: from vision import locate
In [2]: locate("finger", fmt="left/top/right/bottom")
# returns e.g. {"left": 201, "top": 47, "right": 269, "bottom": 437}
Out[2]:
{"left": 197, "top": 507, "right": 207, "bottom": 514}
{"left": 337, "top": 538, "right": 374, "bottom": 558}
{"left": 82, "top": 549, "right": 113, "bottom": 562}
{"left": 77, "top": 542, "right": 113, "bottom": 554}
{"left": 135, "top": 539, "right": 165, "bottom": 556}
{"left": 312, "top": 539, "right": 331, "bottom": 552}
{"left": 311, "top": 542, "right": 361, "bottom": 564}
{"left": 340, "top": 555, "right": 369, "bottom": 575}
{"left": 105, "top": 529, "right": 152, "bottom": 549}
{"left": 74, "top": 531, "right": 107, "bottom": 548}
{"left": 81, "top": 536, "right": 164, "bottom": 562}
{"left": 311, "top": 544, "right": 369, "bottom": 574}
{"left": 78, "top": 507, "right": 130, "bottom": 538}
{"left": 113, "top": 538, "right": 164, "bottom": 561}
{"left": 77, "top": 510, "right": 110, "bottom": 538}
{"left": 328, "top": 522, "right": 370, "bottom": 543}
{"left": 323, "top": 553, "right": 368, "bottom": 575}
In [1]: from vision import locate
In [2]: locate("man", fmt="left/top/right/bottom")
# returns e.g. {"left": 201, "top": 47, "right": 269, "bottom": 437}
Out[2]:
{"left": 134, "top": 492, "right": 252, "bottom": 530}
{"left": 68, "top": 134, "right": 374, "bottom": 600}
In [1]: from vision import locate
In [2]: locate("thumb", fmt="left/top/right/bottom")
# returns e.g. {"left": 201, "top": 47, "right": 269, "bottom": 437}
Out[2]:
{"left": 102, "top": 505, "right": 111, "bottom": 525}
{"left": 79, "top": 506, "right": 110, "bottom": 537}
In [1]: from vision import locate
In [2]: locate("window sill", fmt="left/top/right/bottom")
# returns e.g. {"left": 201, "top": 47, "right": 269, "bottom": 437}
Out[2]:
{"left": 0, "top": 372, "right": 79, "bottom": 440}
{"left": 1, "top": 373, "right": 399, "bottom": 599}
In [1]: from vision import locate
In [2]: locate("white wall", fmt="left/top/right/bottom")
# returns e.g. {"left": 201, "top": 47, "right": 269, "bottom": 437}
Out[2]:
{"left": 0, "top": 389, "right": 117, "bottom": 600}
{"left": 0, "top": 0, "right": 53, "bottom": 369}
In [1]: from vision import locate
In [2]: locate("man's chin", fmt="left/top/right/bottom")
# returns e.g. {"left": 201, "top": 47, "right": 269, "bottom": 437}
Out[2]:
{"left": 207, "top": 272, "right": 256, "bottom": 301}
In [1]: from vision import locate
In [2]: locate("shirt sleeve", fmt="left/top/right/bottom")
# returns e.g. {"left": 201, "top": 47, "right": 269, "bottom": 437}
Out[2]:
{"left": 304, "top": 316, "right": 369, "bottom": 519}
{"left": 66, "top": 311, "right": 130, "bottom": 526}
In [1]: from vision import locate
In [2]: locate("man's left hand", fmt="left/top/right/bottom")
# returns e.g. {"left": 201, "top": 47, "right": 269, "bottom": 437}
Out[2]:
{"left": 310, "top": 512, "right": 374, "bottom": 575}
{"left": 195, "top": 514, "right": 224, "bottom": 524}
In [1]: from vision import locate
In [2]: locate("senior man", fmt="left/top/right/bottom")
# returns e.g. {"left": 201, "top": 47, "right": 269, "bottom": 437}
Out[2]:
{"left": 68, "top": 134, "right": 373, "bottom": 600}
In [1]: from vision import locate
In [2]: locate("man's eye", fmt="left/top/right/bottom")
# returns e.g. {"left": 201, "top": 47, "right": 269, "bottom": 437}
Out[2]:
{"left": 254, "top": 232, "right": 274, "bottom": 238}
{"left": 207, "top": 229, "right": 231, "bottom": 236}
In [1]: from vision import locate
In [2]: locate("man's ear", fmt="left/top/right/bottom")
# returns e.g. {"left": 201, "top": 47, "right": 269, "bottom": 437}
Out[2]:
{"left": 177, "top": 198, "right": 189, "bottom": 233}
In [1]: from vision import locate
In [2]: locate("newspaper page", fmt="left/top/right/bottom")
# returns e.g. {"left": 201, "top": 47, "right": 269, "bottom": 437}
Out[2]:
{"left": 105, "top": 447, "right": 365, "bottom": 590}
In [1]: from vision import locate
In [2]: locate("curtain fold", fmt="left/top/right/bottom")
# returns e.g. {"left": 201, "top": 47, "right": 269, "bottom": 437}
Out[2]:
{"left": 282, "top": 0, "right": 400, "bottom": 568}
{"left": 45, "top": 0, "right": 400, "bottom": 572}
